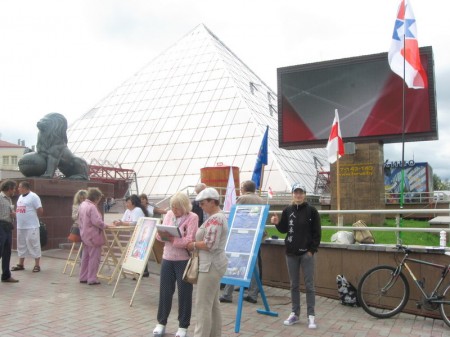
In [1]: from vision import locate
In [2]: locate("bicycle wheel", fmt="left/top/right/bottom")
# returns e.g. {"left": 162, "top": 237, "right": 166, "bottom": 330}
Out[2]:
{"left": 357, "top": 265, "right": 409, "bottom": 318}
{"left": 439, "top": 284, "right": 450, "bottom": 327}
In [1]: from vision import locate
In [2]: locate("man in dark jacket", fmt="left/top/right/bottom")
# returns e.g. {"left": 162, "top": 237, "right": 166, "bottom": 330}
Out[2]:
{"left": 0, "top": 180, "right": 19, "bottom": 283}
{"left": 191, "top": 183, "right": 206, "bottom": 227}
{"left": 270, "top": 183, "right": 321, "bottom": 329}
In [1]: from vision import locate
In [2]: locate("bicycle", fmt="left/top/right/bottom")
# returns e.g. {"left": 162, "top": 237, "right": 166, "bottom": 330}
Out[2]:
{"left": 357, "top": 244, "right": 450, "bottom": 327}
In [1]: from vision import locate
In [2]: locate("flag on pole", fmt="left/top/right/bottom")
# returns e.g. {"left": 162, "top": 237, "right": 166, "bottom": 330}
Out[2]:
{"left": 223, "top": 168, "right": 236, "bottom": 212}
{"left": 251, "top": 126, "right": 268, "bottom": 190}
{"left": 388, "top": 0, "right": 427, "bottom": 89}
{"left": 326, "top": 109, "right": 345, "bottom": 164}
{"left": 268, "top": 187, "right": 274, "bottom": 199}
{"left": 266, "top": 186, "right": 274, "bottom": 204}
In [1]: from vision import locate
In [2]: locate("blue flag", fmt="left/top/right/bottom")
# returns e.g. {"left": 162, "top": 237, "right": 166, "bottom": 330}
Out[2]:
{"left": 251, "top": 126, "right": 268, "bottom": 190}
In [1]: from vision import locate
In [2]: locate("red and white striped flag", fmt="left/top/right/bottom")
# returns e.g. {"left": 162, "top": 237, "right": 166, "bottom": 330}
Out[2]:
{"left": 326, "top": 109, "right": 345, "bottom": 164}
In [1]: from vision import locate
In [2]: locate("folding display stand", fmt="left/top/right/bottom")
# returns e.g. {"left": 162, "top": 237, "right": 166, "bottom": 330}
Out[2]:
{"left": 221, "top": 204, "right": 277, "bottom": 333}
{"left": 62, "top": 242, "right": 83, "bottom": 276}
{"left": 112, "top": 217, "right": 159, "bottom": 306}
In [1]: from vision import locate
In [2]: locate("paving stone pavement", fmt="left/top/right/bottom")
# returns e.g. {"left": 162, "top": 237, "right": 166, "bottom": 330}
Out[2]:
{"left": 1, "top": 249, "right": 449, "bottom": 337}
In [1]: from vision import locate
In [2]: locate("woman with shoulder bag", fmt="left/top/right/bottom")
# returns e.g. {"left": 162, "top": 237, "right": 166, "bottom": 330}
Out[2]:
{"left": 152, "top": 192, "right": 198, "bottom": 337}
{"left": 68, "top": 190, "right": 87, "bottom": 242}
{"left": 186, "top": 188, "right": 228, "bottom": 337}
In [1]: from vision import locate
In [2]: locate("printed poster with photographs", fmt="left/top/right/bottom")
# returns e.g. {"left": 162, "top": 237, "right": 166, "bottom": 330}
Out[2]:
{"left": 221, "top": 204, "right": 270, "bottom": 287}
{"left": 122, "top": 217, "right": 160, "bottom": 274}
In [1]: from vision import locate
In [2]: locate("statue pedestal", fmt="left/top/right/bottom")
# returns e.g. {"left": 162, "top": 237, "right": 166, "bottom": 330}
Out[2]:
{"left": 12, "top": 178, "right": 114, "bottom": 250}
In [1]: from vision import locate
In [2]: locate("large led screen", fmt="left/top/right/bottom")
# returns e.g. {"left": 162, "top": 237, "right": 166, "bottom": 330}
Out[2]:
{"left": 277, "top": 46, "right": 437, "bottom": 149}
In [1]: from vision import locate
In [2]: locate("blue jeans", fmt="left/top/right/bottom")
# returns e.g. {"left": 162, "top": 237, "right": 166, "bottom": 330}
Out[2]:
{"left": 286, "top": 253, "right": 316, "bottom": 317}
{"left": 0, "top": 225, "right": 12, "bottom": 280}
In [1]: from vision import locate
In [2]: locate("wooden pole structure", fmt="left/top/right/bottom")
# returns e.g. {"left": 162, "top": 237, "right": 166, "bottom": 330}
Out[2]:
{"left": 336, "top": 150, "right": 343, "bottom": 226}
{"left": 259, "top": 165, "right": 265, "bottom": 196}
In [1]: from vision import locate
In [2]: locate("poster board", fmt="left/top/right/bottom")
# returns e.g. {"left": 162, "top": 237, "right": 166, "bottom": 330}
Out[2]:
{"left": 113, "top": 217, "right": 160, "bottom": 306}
{"left": 121, "top": 217, "right": 159, "bottom": 274}
{"left": 221, "top": 204, "right": 270, "bottom": 288}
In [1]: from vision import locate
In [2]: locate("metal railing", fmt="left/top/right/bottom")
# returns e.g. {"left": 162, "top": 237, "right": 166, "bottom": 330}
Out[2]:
{"left": 264, "top": 208, "right": 450, "bottom": 247}
{"left": 148, "top": 187, "right": 450, "bottom": 239}
{"left": 148, "top": 186, "right": 450, "bottom": 209}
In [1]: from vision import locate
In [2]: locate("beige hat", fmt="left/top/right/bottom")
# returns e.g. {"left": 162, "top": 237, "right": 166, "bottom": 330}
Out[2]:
{"left": 195, "top": 187, "right": 220, "bottom": 201}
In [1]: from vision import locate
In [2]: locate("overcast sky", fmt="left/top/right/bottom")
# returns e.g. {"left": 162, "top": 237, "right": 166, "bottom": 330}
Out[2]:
{"left": 1, "top": 0, "right": 449, "bottom": 179}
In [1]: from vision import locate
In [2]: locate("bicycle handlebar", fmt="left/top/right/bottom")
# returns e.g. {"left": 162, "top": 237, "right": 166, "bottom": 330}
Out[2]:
{"left": 395, "top": 244, "right": 412, "bottom": 254}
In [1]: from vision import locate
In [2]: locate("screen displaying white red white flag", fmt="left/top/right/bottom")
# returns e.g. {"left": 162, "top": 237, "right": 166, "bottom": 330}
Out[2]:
{"left": 223, "top": 168, "right": 236, "bottom": 212}
{"left": 326, "top": 109, "right": 345, "bottom": 164}
{"left": 388, "top": 0, "right": 427, "bottom": 89}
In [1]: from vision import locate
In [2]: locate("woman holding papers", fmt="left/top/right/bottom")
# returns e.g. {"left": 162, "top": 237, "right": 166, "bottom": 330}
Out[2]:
{"left": 186, "top": 187, "right": 228, "bottom": 337}
{"left": 153, "top": 192, "right": 198, "bottom": 337}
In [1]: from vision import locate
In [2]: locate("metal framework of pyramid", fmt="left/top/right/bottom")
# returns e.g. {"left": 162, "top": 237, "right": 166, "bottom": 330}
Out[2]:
{"left": 68, "top": 24, "right": 327, "bottom": 198}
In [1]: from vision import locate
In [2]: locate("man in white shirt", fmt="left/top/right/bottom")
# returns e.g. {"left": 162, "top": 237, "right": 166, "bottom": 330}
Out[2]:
{"left": 11, "top": 181, "right": 44, "bottom": 273}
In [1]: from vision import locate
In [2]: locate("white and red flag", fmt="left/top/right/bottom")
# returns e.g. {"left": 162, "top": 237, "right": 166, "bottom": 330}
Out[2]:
{"left": 223, "top": 168, "right": 236, "bottom": 212}
{"left": 326, "top": 109, "right": 345, "bottom": 164}
{"left": 268, "top": 187, "right": 274, "bottom": 199}
{"left": 388, "top": 0, "right": 427, "bottom": 89}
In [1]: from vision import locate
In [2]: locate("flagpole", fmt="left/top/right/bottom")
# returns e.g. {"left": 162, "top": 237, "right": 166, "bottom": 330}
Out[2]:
{"left": 336, "top": 150, "right": 342, "bottom": 226}
{"left": 398, "top": 31, "right": 407, "bottom": 243}
{"left": 400, "top": 32, "right": 406, "bottom": 210}
{"left": 336, "top": 151, "right": 340, "bottom": 211}
{"left": 259, "top": 165, "right": 265, "bottom": 196}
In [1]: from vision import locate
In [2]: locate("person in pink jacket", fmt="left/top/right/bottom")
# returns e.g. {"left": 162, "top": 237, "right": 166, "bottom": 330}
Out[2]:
{"left": 152, "top": 192, "right": 198, "bottom": 337}
{"left": 78, "top": 187, "right": 114, "bottom": 285}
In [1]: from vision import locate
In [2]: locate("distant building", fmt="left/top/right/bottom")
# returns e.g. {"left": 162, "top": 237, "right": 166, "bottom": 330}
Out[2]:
{"left": 0, "top": 139, "right": 26, "bottom": 180}
{"left": 68, "top": 24, "right": 327, "bottom": 198}
{"left": 434, "top": 191, "right": 450, "bottom": 202}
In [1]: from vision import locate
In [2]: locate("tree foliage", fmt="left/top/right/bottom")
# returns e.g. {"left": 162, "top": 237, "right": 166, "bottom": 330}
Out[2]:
{"left": 433, "top": 174, "right": 450, "bottom": 190}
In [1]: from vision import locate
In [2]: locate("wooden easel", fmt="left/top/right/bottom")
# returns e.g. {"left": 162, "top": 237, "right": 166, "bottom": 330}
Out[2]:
{"left": 62, "top": 242, "right": 83, "bottom": 276}
{"left": 97, "top": 226, "right": 134, "bottom": 284}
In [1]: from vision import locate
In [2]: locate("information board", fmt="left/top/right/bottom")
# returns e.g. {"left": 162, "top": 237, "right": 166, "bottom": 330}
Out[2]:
{"left": 220, "top": 204, "right": 276, "bottom": 333}
{"left": 221, "top": 204, "right": 269, "bottom": 287}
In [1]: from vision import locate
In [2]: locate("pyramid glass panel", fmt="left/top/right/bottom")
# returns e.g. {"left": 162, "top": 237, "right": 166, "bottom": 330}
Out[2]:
{"left": 68, "top": 24, "right": 328, "bottom": 198}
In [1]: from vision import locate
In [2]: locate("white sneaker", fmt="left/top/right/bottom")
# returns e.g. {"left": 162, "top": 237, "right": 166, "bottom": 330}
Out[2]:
{"left": 308, "top": 315, "right": 317, "bottom": 329}
{"left": 175, "top": 327, "right": 187, "bottom": 337}
{"left": 283, "top": 312, "right": 299, "bottom": 326}
{"left": 153, "top": 324, "right": 165, "bottom": 336}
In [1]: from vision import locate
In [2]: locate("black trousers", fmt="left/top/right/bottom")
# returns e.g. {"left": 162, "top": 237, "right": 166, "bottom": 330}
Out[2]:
{"left": 0, "top": 225, "right": 12, "bottom": 280}
{"left": 157, "top": 259, "right": 192, "bottom": 328}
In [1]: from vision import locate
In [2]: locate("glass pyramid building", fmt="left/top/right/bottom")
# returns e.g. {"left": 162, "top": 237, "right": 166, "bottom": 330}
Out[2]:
{"left": 68, "top": 24, "right": 327, "bottom": 198}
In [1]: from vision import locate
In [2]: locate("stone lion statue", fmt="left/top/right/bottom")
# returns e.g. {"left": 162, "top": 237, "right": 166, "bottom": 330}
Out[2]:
{"left": 34, "top": 112, "right": 89, "bottom": 180}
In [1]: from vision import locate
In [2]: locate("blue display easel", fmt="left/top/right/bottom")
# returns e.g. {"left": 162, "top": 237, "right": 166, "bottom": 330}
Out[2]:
{"left": 220, "top": 204, "right": 278, "bottom": 332}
